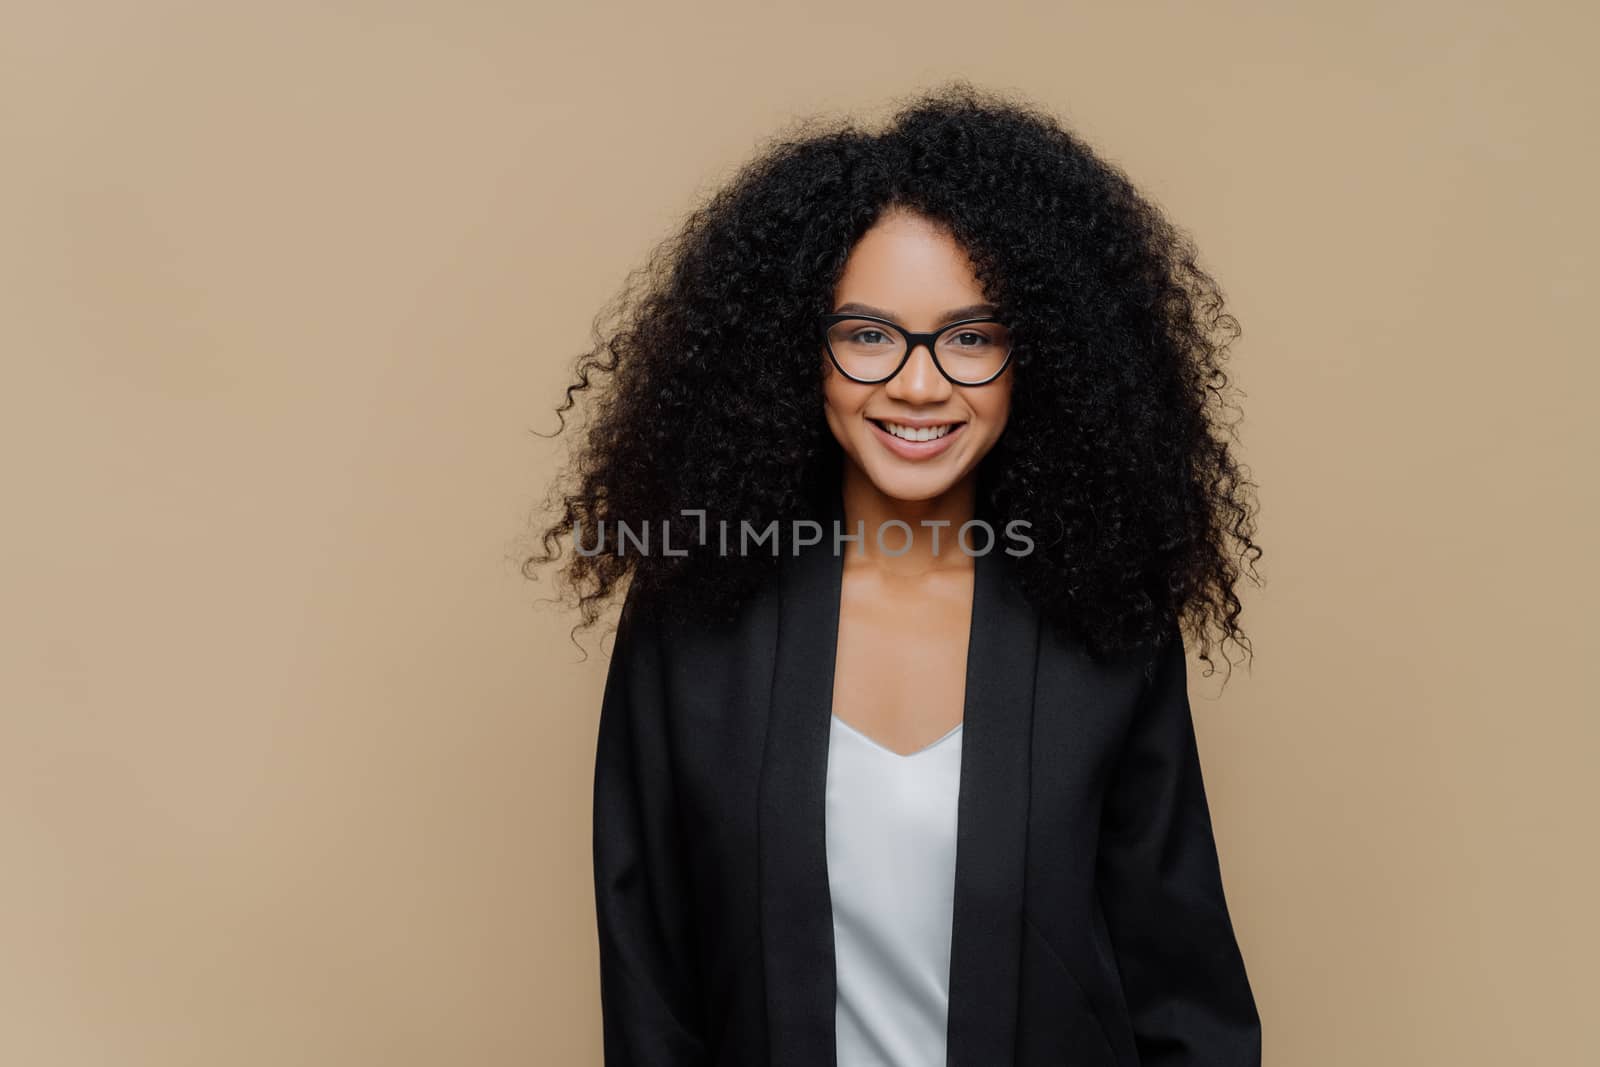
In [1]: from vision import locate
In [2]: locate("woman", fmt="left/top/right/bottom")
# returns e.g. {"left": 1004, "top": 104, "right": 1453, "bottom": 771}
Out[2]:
{"left": 527, "top": 82, "right": 1263, "bottom": 1067}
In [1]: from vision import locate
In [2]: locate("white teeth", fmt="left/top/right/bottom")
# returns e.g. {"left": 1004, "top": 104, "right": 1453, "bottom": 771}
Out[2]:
{"left": 881, "top": 421, "right": 955, "bottom": 442}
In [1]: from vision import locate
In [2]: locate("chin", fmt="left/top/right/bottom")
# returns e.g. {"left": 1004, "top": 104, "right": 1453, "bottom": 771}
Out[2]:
{"left": 860, "top": 461, "right": 962, "bottom": 504}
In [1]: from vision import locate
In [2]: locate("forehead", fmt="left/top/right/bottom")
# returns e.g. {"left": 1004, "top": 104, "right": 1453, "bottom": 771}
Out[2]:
{"left": 834, "top": 211, "right": 991, "bottom": 326}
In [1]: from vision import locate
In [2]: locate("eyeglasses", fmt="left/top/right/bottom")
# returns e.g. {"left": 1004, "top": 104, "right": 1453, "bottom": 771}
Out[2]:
{"left": 819, "top": 313, "right": 1014, "bottom": 386}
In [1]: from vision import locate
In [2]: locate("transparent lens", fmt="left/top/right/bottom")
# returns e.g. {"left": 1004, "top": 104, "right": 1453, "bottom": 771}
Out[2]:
{"left": 826, "top": 319, "right": 904, "bottom": 380}
{"left": 934, "top": 323, "right": 1011, "bottom": 383}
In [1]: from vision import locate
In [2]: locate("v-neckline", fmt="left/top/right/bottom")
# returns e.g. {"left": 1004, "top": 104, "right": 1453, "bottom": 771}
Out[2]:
{"left": 830, "top": 712, "right": 964, "bottom": 759}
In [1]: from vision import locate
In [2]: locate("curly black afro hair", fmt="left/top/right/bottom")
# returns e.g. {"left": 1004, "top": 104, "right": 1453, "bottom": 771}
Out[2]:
{"left": 522, "top": 80, "right": 1262, "bottom": 677}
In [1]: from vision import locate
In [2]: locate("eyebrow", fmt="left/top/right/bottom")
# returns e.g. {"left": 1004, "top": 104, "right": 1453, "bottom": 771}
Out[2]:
{"left": 831, "top": 301, "right": 1000, "bottom": 324}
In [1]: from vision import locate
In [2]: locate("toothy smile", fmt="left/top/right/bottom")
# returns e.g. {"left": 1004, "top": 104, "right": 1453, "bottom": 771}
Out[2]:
{"left": 871, "top": 419, "right": 964, "bottom": 442}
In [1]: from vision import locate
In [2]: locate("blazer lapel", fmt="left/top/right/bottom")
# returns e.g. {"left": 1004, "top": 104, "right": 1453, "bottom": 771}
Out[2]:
{"left": 946, "top": 537, "right": 1040, "bottom": 1066}
{"left": 760, "top": 513, "right": 845, "bottom": 1067}
{"left": 758, "top": 495, "right": 1040, "bottom": 1067}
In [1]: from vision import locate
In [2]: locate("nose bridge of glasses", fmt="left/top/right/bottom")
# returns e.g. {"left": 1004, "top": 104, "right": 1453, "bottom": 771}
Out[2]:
{"left": 892, "top": 333, "right": 948, "bottom": 392}
{"left": 905, "top": 332, "right": 939, "bottom": 361}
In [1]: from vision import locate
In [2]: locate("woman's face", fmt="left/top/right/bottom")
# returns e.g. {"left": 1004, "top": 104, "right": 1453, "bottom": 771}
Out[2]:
{"left": 821, "top": 207, "right": 1014, "bottom": 505}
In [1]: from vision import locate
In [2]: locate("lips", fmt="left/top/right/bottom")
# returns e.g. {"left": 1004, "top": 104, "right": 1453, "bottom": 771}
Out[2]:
{"left": 868, "top": 418, "right": 967, "bottom": 460}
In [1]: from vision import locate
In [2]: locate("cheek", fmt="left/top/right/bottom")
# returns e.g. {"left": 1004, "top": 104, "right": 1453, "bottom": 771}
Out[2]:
{"left": 821, "top": 369, "right": 871, "bottom": 416}
{"left": 820, "top": 380, "right": 841, "bottom": 418}
{"left": 819, "top": 356, "right": 841, "bottom": 409}
{"left": 974, "top": 384, "right": 1012, "bottom": 435}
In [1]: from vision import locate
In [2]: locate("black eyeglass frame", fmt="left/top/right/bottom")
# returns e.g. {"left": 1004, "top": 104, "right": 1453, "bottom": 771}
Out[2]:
{"left": 818, "top": 313, "right": 1015, "bottom": 387}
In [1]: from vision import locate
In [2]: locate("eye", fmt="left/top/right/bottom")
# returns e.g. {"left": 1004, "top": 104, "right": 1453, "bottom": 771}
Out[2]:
{"left": 849, "top": 328, "right": 894, "bottom": 346}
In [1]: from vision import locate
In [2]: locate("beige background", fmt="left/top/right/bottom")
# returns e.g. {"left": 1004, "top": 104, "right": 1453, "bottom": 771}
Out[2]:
{"left": 3, "top": 1, "right": 1595, "bottom": 1063}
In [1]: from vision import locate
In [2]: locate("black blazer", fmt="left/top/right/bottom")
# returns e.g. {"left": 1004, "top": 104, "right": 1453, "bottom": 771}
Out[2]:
{"left": 592, "top": 520, "right": 1261, "bottom": 1066}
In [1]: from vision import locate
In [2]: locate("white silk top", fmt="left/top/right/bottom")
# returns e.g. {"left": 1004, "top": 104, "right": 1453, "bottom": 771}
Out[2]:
{"left": 824, "top": 712, "right": 964, "bottom": 1067}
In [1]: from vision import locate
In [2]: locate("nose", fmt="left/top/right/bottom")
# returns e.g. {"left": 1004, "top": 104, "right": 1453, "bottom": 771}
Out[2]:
{"left": 884, "top": 340, "right": 952, "bottom": 402}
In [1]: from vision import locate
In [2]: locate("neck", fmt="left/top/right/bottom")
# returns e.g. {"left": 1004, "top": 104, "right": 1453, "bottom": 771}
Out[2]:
{"left": 836, "top": 462, "right": 979, "bottom": 574}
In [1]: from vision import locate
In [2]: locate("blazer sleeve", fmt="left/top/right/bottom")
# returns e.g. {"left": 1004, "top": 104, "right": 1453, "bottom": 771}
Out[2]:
{"left": 1096, "top": 618, "right": 1262, "bottom": 1065}
{"left": 592, "top": 589, "right": 708, "bottom": 1065}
